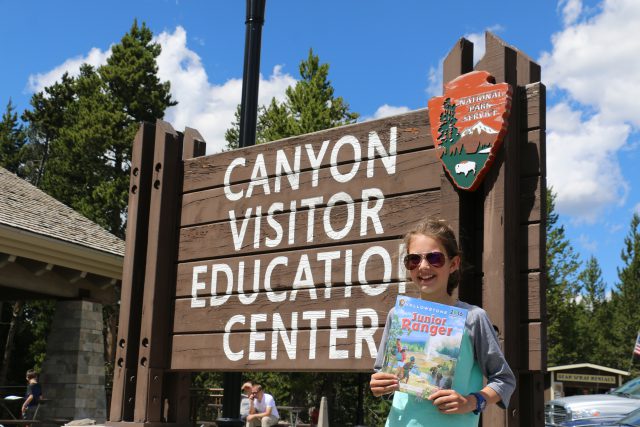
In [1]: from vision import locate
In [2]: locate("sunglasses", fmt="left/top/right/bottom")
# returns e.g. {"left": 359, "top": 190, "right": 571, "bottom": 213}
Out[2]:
{"left": 403, "top": 252, "right": 447, "bottom": 270}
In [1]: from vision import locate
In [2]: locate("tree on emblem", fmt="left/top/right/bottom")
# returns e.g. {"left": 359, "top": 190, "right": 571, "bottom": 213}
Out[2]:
{"left": 437, "top": 98, "right": 460, "bottom": 156}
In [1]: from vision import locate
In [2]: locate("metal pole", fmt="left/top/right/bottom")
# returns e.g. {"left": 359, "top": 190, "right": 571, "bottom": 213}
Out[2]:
{"left": 219, "top": 1, "right": 265, "bottom": 424}
{"left": 238, "top": 0, "right": 266, "bottom": 148}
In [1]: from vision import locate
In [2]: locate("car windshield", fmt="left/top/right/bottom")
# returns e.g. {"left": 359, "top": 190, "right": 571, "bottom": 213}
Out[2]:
{"left": 611, "top": 377, "right": 640, "bottom": 399}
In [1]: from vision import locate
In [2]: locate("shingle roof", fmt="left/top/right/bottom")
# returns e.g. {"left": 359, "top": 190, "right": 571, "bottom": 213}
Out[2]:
{"left": 0, "top": 167, "right": 125, "bottom": 257}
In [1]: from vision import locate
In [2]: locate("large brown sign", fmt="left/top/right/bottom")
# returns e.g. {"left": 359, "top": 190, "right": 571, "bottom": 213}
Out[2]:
{"left": 174, "top": 112, "right": 438, "bottom": 370}
{"left": 108, "top": 32, "right": 547, "bottom": 427}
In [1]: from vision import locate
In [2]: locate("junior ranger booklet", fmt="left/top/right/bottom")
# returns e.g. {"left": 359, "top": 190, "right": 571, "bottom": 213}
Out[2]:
{"left": 380, "top": 295, "right": 468, "bottom": 400}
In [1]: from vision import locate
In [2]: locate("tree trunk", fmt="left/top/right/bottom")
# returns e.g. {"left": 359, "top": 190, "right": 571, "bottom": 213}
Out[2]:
{"left": 0, "top": 300, "right": 24, "bottom": 384}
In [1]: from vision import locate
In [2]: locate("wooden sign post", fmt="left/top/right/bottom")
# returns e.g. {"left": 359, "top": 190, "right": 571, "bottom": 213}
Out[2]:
{"left": 107, "top": 32, "right": 546, "bottom": 427}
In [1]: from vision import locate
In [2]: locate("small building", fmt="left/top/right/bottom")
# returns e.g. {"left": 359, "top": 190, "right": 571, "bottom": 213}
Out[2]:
{"left": 547, "top": 363, "right": 630, "bottom": 400}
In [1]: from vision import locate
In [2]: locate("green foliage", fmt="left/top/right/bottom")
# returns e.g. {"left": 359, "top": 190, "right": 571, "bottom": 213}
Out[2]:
{"left": 0, "top": 99, "right": 26, "bottom": 174}
{"left": 225, "top": 49, "right": 358, "bottom": 149}
{"left": 575, "top": 256, "right": 613, "bottom": 366}
{"left": 21, "top": 73, "right": 75, "bottom": 186}
{"left": 436, "top": 98, "right": 460, "bottom": 155}
{"left": 21, "top": 20, "right": 174, "bottom": 237}
{"left": 609, "top": 214, "right": 640, "bottom": 374}
{"left": 546, "top": 188, "right": 585, "bottom": 365}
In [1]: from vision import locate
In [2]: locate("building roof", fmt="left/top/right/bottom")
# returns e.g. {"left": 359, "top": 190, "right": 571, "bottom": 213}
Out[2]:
{"left": 0, "top": 167, "right": 125, "bottom": 257}
{"left": 547, "top": 363, "right": 630, "bottom": 376}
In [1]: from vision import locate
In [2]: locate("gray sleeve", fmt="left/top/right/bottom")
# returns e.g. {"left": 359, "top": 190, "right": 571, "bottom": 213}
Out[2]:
{"left": 373, "top": 308, "right": 394, "bottom": 372}
{"left": 467, "top": 306, "right": 516, "bottom": 409}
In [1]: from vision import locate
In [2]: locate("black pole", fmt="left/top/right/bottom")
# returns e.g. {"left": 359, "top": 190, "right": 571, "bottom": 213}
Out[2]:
{"left": 219, "top": 1, "right": 265, "bottom": 425}
{"left": 238, "top": 0, "right": 266, "bottom": 148}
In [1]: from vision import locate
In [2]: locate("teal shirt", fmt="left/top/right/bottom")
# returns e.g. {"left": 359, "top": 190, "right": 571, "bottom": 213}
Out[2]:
{"left": 385, "top": 331, "right": 483, "bottom": 427}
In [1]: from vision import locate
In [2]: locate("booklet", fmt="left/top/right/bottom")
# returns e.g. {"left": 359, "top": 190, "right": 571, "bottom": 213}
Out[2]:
{"left": 379, "top": 295, "right": 468, "bottom": 400}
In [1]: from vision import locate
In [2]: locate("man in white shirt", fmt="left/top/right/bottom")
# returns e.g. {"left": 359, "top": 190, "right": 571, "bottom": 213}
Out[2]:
{"left": 246, "top": 384, "right": 279, "bottom": 427}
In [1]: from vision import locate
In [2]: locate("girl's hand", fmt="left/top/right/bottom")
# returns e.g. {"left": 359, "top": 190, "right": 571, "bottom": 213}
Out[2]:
{"left": 428, "top": 389, "right": 475, "bottom": 414}
{"left": 370, "top": 372, "right": 399, "bottom": 397}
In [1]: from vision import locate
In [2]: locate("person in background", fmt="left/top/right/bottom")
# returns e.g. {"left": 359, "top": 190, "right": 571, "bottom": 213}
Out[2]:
{"left": 21, "top": 369, "right": 42, "bottom": 423}
{"left": 246, "top": 384, "right": 279, "bottom": 427}
{"left": 240, "top": 381, "right": 254, "bottom": 423}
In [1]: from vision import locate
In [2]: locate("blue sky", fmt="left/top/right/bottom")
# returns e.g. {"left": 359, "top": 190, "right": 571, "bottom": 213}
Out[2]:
{"left": 1, "top": 0, "right": 638, "bottom": 290}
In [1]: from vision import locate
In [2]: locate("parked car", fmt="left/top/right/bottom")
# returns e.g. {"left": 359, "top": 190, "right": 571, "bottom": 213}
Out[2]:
{"left": 545, "top": 377, "right": 640, "bottom": 426}
{"left": 559, "top": 406, "right": 640, "bottom": 427}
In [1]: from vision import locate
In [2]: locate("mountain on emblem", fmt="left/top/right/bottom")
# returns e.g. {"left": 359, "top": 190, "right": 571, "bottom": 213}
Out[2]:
{"left": 460, "top": 121, "right": 498, "bottom": 137}
{"left": 428, "top": 70, "right": 512, "bottom": 191}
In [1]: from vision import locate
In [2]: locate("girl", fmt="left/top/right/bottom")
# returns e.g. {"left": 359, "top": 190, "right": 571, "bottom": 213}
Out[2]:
{"left": 370, "top": 218, "right": 515, "bottom": 426}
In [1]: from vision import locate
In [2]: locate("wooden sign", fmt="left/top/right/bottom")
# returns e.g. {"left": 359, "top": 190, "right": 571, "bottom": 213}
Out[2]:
{"left": 108, "top": 33, "right": 547, "bottom": 427}
{"left": 428, "top": 70, "right": 511, "bottom": 191}
{"left": 173, "top": 111, "right": 443, "bottom": 371}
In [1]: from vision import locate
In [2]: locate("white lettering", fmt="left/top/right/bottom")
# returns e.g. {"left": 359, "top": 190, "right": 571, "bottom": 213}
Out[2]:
{"left": 210, "top": 264, "right": 234, "bottom": 306}
{"left": 271, "top": 313, "right": 297, "bottom": 360}
{"left": 303, "top": 310, "right": 325, "bottom": 360}
{"left": 323, "top": 192, "right": 354, "bottom": 240}
{"left": 265, "top": 203, "right": 284, "bottom": 247}
{"left": 355, "top": 308, "right": 378, "bottom": 358}
{"left": 360, "top": 188, "right": 385, "bottom": 236}
{"left": 249, "top": 313, "right": 267, "bottom": 360}
{"left": 367, "top": 127, "right": 397, "bottom": 178}
{"left": 223, "top": 157, "right": 245, "bottom": 201}
{"left": 274, "top": 147, "right": 301, "bottom": 192}
{"left": 317, "top": 251, "right": 340, "bottom": 299}
{"left": 329, "top": 309, "right": 349, "bottom": 359}
{"left": 229, "top": 207, "right": 252, "bottom": 251}
{"left": 330, "top": 135, "right": 361, "bottom": 183}
{"left": 246, "top": 154, "right": 270, "bottom": 198}
{"left": 224, "top": 315, "right": 245, "bottom": 361}
{"left": 300, "top": 196, "right": 323, "bottom": 242}
{"left": 191, "top": 265, "right": 207, "bottom": 308}
{"left": 290, "top": 254, "right": 316, "bottom": 301}
{"left": 305, "top": 140, "right": 330, "bottom": 187}
{"left": 265, "top": 257, "right": 288, "bottom": 302}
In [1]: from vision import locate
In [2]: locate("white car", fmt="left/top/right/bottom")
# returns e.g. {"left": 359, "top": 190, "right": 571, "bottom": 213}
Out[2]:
{"left": 545, "top": 377, "right": 640, "bottom": 426}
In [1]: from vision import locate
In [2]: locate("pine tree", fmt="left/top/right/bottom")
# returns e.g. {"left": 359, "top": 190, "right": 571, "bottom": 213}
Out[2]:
{"left": 225, "top": 49, "right": 358, "bottom": 149}
{"left": 576, "top": 256, "right": 612, "bottom": 366}
{"left": 437, "top": 98, "right": 461, "bottom": 156}
{"left": 22, "top": 20, "right": 175, "bottom": 237}
{"left": 546, "top": 188, "right": 584, "bottom": 365}
{"left": 610, "top": 213, "right": 640, "bottom": 372}
{"left": 21, "top": 73, "right": 75, "bottom": 186}
{"left": 0, "top": 99, "right": 26, "bottom": 174}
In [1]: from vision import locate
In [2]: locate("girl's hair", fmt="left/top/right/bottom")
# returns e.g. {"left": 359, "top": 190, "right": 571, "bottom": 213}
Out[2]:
{"left": 26, "top": 369, "right": 38, "bottom": 380}
{"left": 402, "top": 217, "right": 462, "bottom": 295}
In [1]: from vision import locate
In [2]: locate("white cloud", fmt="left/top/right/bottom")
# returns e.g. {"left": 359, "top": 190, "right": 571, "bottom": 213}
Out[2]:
{"left": 371, "top": 104, "right": 410, "bottom": 120}
{"left": 27, "top": 47, "right": 112, "bottom": 93}
{"left": 540, "top": 0, "right": 640, "bottom": 222}
{"left": 547, "top": 102, "right": 630, "bottom": 222}
{"left": 426, "top": 62, "right": 443, "bottom": 98}
{"left": 634, "top": 203, "right": 640, "bottom": 215}
{"left": 560, "top": 0, "right": 584, "bottom": 26}
{"left": 540, "top": 0, "right": 640, "bottom": 127}
{"left": 577, "top": 233, "right": 597, "bottom": 252}
{"left": 156, "top": 26, "right": 296, "bottom": 154}
{"left": 26, "top": 26, "right": 296, "bottom": 155}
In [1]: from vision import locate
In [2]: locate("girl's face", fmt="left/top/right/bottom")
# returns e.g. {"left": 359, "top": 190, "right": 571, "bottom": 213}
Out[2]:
{"left": 407, "top": 233, "right": 460, "bottom": 303}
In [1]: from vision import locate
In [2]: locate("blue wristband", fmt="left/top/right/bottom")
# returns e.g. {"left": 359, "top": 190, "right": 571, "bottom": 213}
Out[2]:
{"left": 470, "top": 392, "right": 487, "bottom": 415}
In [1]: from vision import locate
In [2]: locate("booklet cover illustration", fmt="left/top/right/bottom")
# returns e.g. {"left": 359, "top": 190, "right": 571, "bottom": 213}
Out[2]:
{"left": 380, "top": 295, "right": 468, "bottom": 399}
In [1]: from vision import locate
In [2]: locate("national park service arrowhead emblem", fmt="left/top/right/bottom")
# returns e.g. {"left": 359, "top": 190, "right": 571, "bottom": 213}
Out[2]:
{"left": 428, "top": 70, "right": 512, "bottom": 191}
